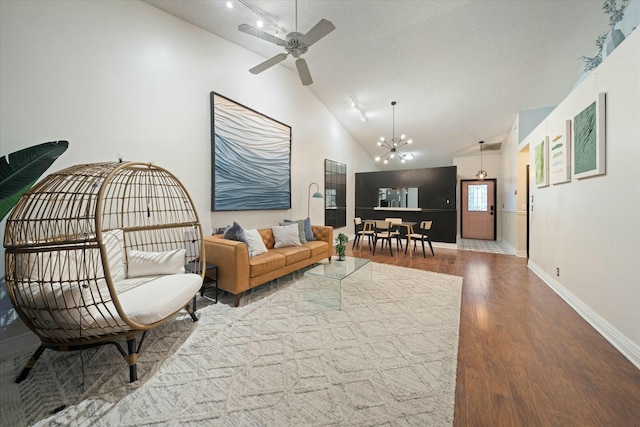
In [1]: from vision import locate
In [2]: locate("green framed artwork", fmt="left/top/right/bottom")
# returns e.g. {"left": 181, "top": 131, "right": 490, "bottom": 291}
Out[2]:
{"left": 572, "top": 92, "right": 606, "bottom": 179}
{"left": 550, "top": 120, "right": 572, "bottom": 185}
{"left": 534, "top": 137, "right": 549, "bottom": 188}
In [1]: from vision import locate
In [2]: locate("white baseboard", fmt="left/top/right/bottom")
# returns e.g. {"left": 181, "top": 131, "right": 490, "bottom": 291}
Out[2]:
{"left": 528, "top": 261, "right": 640, "bottom": 369}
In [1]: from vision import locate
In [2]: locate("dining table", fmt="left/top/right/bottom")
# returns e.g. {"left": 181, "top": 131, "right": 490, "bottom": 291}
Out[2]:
{"left": 362, "top": 219, "right": 418, "bottom": 256}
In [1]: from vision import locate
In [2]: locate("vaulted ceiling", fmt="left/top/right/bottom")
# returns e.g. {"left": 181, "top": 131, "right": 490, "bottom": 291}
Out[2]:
{"left": 144, "top": 0, "right": 609, "bottom": 168}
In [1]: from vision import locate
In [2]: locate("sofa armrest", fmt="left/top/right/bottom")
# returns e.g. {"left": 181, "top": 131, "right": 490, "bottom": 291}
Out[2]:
{"left": 202, "top": 236, "right": 250, "bottom": 295}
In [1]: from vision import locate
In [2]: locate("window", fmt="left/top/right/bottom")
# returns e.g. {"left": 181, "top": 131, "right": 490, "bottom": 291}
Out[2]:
{"left": 468, "top": 185, "right": 487, "bottom": 211}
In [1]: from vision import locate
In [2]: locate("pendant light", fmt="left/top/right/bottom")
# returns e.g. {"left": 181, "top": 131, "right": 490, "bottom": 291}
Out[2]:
{"left": 476, "top": 140, "right": 487, "bottom": 181}
{"left": 374, "top": 101, "right": 414, "bottom": 164}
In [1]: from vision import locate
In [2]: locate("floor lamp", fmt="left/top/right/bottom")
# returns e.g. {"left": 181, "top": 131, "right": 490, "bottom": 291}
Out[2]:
{"left": 307, "top": 182, "right": 323, "bottom": 219}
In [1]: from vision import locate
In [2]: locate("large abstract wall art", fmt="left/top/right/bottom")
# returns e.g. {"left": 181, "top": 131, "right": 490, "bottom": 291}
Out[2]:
{"left": 549, "top": 120, "right": 572, "bottom": 185}
{"left": 572, "top": 92, "right": 606, "bottom": 179}
{"left": 211, "top": 92, "right": 291, "bottom": 211}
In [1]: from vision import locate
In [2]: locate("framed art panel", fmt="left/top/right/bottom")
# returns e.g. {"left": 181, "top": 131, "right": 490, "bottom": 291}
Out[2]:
{"left": 572, "top": 92, "right": 606, "bottom": 179}
{"left": 324, "top": 159, "right": 346, "bottom": 228}
{"left": 550, "top": 119, "right": 572, "bottom": 185}
{"left": 211, "top": 92, "right": 291, "bottom": 211}
{"left": 534, "top": 137, "right": 549, "bottom": 188}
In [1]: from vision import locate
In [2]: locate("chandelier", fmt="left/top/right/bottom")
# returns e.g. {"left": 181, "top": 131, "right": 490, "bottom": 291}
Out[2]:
{"left": 476, "top": 140, "right": 487, "bottom": 181}
{"left": 375, "top": 101, "right": 414, "bottom": 164}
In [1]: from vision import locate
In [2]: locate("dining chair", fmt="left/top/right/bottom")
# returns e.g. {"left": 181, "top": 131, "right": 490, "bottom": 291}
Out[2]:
{"left": 353, "top": 217, "right": 374, "bottom": 249}
{"left": 372, "top": 221, "right": 394, "bottom": 256}
{"left": 385, "top": 217, "right": 404, "bottom": 250}
{"left": 405, "top": 220, "right": 435, "bottom": 257}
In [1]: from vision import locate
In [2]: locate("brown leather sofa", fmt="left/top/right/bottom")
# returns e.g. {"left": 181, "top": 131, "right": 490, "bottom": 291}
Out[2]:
{"left": 203, "top": 225, "right": 333, "bottom": 306}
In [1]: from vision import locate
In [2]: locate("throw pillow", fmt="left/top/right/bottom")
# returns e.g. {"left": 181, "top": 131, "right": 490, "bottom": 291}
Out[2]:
{"left": 272, "top": 223, "right": 301, "bottom": 248}
{"left": 303, "top": 217, "right": 315, "bottom": 241}
{"left": 244, "top": 228, "right": 268, "bottom": 257}
{"left": 223, "top": 221, "right": 249, "bottom": 245}
{"left": 283, "top": 217, "right": 314, "bottom": 241}
{"left": 127, "top": 248, "right": 186, "bottom": 278}
{"left": 280, "top": 219, "right": 306, "bottom": 244}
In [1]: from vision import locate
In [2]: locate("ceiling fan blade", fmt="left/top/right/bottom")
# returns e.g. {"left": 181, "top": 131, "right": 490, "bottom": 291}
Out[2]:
{"left": 295, "top": 58, "right": 313, "bottom": 86}
{"left": 238, "top": 24, "right": 286, "bottom": 46}
{"left": 301, "top": 19, "right": 336, "bottom": 46}
{"left": 249, "top": 53, "right": 288, "bottom": 74}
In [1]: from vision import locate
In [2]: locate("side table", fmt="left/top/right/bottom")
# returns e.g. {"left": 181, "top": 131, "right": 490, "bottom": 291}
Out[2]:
{"left": 185, "top": 262, "right": 218, "bottom": 310}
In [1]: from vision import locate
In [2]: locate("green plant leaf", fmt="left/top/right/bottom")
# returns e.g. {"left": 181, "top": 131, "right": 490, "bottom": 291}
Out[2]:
{"left": 0, "top": 140, "right": 69, "bottom": 221}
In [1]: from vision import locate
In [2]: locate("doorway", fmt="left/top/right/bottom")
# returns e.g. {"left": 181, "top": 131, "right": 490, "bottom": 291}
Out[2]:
{"left": 461, "top": 179, "right": 496, "bottom": 240}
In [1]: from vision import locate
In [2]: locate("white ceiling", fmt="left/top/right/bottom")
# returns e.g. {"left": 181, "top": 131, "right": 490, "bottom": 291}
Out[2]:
{"left": 143, "top": 0, "right": 609, "bottom": 168}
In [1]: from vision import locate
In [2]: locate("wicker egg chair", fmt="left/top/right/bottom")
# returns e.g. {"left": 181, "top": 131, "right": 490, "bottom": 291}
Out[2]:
{"left": 3, "top": 161, "right": 205, "bottom": 383}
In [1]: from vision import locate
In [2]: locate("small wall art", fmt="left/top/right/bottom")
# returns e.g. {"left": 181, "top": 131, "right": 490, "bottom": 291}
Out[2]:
{"left": 549, "top": 120, "right": 572, "bottom": 185}
{"left": 535, "top": 136, "right": 549, "bottom": 188}
{"left": 572, "top": 92, "right": 606, "bottom": 179}
{"left": 210, "top": 92, "right": 291, "bottom": 211}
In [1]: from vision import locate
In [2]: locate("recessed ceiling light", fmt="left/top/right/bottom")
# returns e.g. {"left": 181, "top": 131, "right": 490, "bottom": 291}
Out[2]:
{"left": 226, "top": 1, "right": 233, "bottom": 9}
{"left": 256, "top": 19, "right": 264, "bottom": 28}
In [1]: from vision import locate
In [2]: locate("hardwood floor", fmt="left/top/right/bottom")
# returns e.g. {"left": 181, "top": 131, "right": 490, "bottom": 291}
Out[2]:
{"left": 346, "top": 244, "right": 640, "bottom": 427}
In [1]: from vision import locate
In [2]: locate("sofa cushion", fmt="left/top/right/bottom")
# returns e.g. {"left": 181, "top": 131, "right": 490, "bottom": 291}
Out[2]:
{"left": 271, "top": 246, "right": 311, "bottom": 265}
{"left": 285, "top": 217, "right": 314, "bottom": 242}
{"left": 272, "top": 223, "right": 301, "bottom": 248}
{"left": 259, "top": 228, "right": 275, "bottom": 249}
{"left": 249, "top": 251, "right": 286, "bottom": 278}
{"left": 281, "top": 219, "right": 307, "bottom": 244}
{"left": 223, "top": 221, "right": 249, "bottom": 245}
{"left": 302, "top": 240, "right": 329, "bottom": 258}
{"left": 127, "top": 249, "right": 185, "bottom": 278}
{"left": 244, "top": 228, "right": 268, "bottom": 257}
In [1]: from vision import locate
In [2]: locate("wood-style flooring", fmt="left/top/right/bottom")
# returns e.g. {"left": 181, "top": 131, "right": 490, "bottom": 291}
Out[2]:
{"left": 346, "top": 243, "right": 640, "bottom": 427}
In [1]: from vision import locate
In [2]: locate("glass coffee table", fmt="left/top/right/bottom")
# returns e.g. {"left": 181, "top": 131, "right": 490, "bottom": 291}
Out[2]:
{"left": 300, "top": 257, "right": 371, "bottom": 311}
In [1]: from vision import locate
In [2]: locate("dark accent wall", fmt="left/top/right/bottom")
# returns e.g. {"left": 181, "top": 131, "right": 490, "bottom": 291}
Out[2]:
{"left": 355, "top": 166, "right": 457, "bottom": 243}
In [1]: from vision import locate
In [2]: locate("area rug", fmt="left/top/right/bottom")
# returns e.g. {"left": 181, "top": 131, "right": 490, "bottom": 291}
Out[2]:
{"left": 0, "top": 262, "right": 463, "bottom": 426}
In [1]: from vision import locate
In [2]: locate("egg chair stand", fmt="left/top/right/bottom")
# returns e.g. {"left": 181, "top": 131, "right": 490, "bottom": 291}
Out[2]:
{"left": 4, "top": 161, "right": 205, "bottom": 384}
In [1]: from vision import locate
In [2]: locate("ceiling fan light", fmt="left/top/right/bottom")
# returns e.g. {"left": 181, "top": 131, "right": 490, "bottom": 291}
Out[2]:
{"left": 476, "top": 170, "right": 487, "bottom": 181}
{"left": 390, "top": 153, "right": 395, "bottom": 158}
{"left": 377, "top": 141, "right": 382, "bottom": 146}
{"left": 407, "top": 139, "right": 413, "bottom": 144}
{"left": 383, "top": 159, "right": 388, "bottom": 164}
{"left": 375, "top": 156, "right": 380, "bottom": 161}
{"left": 400, "top": 134, "right": 406, "bottom": 140}
{"left": 380, "top": 137, "right": 385, "bottom": 142}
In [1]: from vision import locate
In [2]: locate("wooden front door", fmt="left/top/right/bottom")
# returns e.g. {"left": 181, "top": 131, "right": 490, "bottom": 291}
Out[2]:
{"left": 461, "top": 179, "right": 496, "bottom": 240}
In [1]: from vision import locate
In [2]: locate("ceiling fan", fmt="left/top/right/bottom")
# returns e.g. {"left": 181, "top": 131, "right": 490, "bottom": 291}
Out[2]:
{"left": 238, "top": 0, "right": 335, "bottom": 86}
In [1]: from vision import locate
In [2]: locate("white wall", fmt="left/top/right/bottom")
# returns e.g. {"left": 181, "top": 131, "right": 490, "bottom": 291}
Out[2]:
{"left": 0, "top": 0, "right": 375, "bottom": 352}
{"left": 522, "top": 30, "right": 640, "bottom": 366}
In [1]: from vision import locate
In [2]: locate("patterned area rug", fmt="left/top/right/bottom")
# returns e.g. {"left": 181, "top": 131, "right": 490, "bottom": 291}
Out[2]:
{"left": 457, "top": 238, "right": 515, "bottom": 255}
{"left": 0, "top": 262, "right": 462, "bottom": 426}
